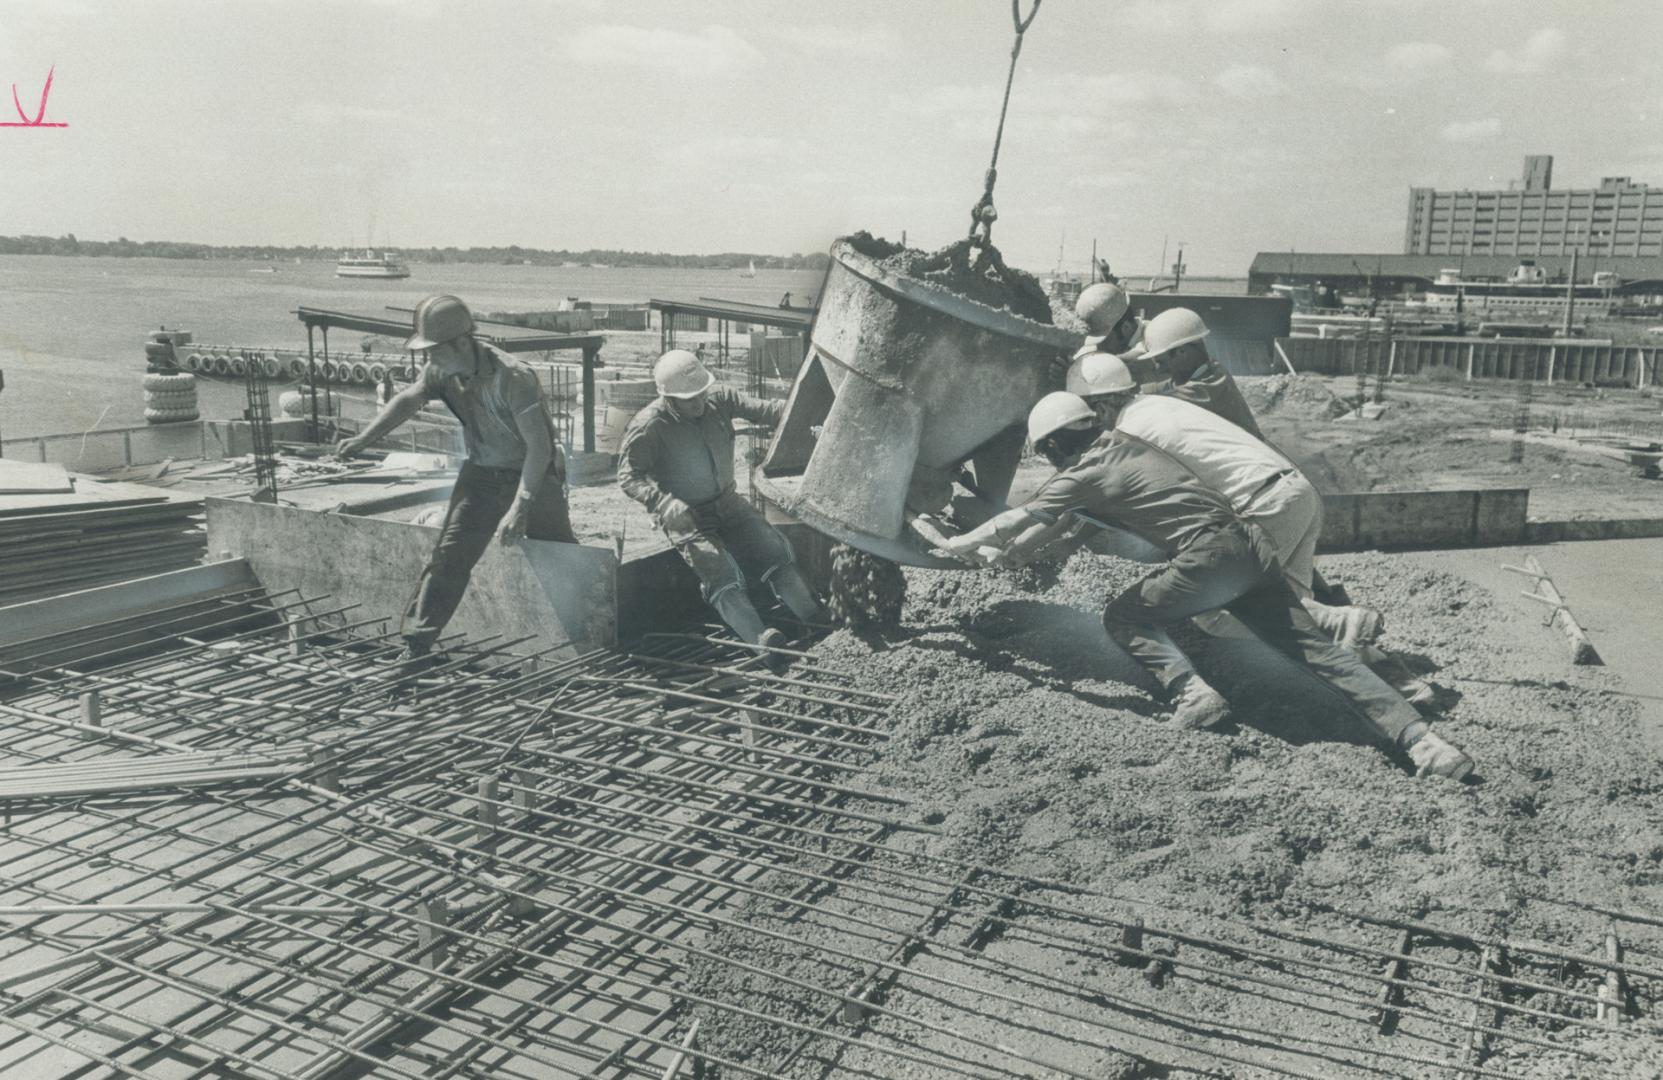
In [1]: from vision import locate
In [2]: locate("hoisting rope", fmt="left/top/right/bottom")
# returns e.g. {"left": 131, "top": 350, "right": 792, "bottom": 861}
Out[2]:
{"left": 967, "top": 0, "right": 1044, "bottom": 261}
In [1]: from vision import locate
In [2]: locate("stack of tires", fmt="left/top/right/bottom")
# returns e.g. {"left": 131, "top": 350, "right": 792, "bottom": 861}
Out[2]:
{"left": 144, "top": 371, "right": 199, "bottom": 424}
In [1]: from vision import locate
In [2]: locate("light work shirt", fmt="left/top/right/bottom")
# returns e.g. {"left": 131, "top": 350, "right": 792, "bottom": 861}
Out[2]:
{"left": 1114, "top": 395, "right": 1294, "bottom": 511}
{"left": 419, "top": 342, "right": 556, "bottom": 469}
{"left": 1023, "top": 430, "right": 1239, "bottom": 557}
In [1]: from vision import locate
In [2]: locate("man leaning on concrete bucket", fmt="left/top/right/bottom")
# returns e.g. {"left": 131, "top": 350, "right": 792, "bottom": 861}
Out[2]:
{"left": 617, "top": 349, "right": 824, "bottom": 669}
{"left": 938, "top": 390, "right": 1474, "bottom": 781}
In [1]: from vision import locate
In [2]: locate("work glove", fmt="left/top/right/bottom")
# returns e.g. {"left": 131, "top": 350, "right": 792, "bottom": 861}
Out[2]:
{"left": 656, "top": 497, "right": 695, "bottom": 534}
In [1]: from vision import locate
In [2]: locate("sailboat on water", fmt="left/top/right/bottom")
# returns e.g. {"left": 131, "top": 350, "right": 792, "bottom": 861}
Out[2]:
{"left": 739, "top": 259, "right": 756, "bottom": 278}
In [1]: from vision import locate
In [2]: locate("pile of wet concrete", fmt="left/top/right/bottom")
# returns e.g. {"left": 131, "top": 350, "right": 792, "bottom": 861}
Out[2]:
{"left": 683, "top": 548, "right": 1663, "bottom": 1077}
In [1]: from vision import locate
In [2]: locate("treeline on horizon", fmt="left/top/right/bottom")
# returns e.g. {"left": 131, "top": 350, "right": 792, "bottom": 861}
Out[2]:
{"left": 0, "top": 234, "right": 833, "bottom": 270}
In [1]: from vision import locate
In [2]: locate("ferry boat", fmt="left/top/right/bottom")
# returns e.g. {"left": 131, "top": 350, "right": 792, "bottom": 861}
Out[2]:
{"left": 335, "top": 250, "right": 410, "bottom": 280}
{"left": 1416, "top": 260, "right": 1619, "bottom": 317}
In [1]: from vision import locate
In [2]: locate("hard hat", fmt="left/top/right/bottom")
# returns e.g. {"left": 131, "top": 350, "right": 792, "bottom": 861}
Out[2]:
{"left": 653, "top": 349, "right": 715, "bottom": 398}
{"left": 1138, "top": 307, "right": 1210, "bottom": 361}
{"left": 405, "top": 295, "right": 476, "bottom": 351}
{"left": 1064, "top": 351, "right": 1136, "bottom": 398}
{"left": 1027, "top": 391, "right": 1098, "bottom": 445}
{"left": 1075, "top": 282, "right": 1130, "bottom": 338}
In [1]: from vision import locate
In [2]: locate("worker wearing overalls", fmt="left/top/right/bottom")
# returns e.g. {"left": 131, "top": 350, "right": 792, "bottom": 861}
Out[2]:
{"left": 618, "top": 350, "right": 822, "bottom": 659}
{"left": 337, "top": 294, "right": 574, "bottom": 672}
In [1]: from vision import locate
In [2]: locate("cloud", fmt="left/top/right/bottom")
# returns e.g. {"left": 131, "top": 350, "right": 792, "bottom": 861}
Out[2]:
{"left": 1439, "top": 117, "right": 1501, "bottom": 143}
{"left": 771, "top": 23, "right": 900, "bottom": 57}
{"left": 563, "top": 25, "right": 760, "bottom": 74}
{"left": 1386, "top": 42, "right": 1452, "bottom": 69}
{"left": 1069, "top": 171, "right": 1145, "bottom": 191}
{"left": 1485, "top": 28, "right": 1566, "bottom": 74}
{"left": 1122, "top": 0, "right": 1310, "bottom": 33}
{"left": 1215, "top": 65, "right": 1286, "bottom": 99}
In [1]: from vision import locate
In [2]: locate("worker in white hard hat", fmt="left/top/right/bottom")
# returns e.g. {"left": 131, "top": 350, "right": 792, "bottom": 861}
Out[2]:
{"left": 1065, "top": 353, "right": 1384, "bottom": 650}
{"left": 618, "top": 350, "right": 823, "bottom": 663}
{"left": 1075, "top": 281, "right": 1146, "bottom": 359}
{"left": 337, "top": 294, "right": 574, "bottom": 680}
{"left": 1137, "top": 307, "right": 1263, "bottom": 438}
{"left": 936, "top": 392, "right": 1473, "bottom": 780}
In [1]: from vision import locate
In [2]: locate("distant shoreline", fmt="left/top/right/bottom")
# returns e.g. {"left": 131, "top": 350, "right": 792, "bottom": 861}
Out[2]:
{"left": 0, "top": 236, "right": 832, "bottom": 272}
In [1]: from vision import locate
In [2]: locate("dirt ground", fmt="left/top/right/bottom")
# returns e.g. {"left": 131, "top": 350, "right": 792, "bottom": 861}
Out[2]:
{"left": 1238, "top": 373, "right": 1663, "bottom": 522}
{"left": 679, "top": 544, "right": 1663, "bottom": 1078}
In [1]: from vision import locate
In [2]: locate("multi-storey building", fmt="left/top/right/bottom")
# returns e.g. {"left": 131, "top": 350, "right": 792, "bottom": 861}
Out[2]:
{"left": 1405, "top": 156, "right": 1662, "bottom": 258}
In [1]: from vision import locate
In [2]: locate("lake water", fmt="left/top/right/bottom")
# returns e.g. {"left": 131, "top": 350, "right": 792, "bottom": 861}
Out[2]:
{"left": 0, "top": 256, "right": 827, "bottom": 438}
{"left": 0, "top": 254, "right": 1245, "bottom": 440}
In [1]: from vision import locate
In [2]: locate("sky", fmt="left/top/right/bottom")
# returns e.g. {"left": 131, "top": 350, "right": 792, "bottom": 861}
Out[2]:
{"left": 1, "top": 0, "right": 1659, "bottom": 276}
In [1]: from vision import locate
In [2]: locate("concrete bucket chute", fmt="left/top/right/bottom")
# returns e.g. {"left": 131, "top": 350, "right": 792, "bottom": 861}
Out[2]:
{"left": 756, "top": 236, "right": 1077, "bottom": 567}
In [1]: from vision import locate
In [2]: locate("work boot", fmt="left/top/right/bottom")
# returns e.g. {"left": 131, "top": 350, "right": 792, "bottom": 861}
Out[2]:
{"left": 1169, "top": 674, "right": 1231, "bottom": 731}
{"left": 1406, "top": 730, "right": 1474, "bottom": 780}
{"left": 757, "top": 627, "right": 792, "bottom": 673}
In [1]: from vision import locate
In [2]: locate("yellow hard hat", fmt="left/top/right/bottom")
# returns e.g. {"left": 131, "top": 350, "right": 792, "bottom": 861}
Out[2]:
{"left": 406, "top": 295, "right": 475, "bottom": 351}
{"left": 653, "top": 350, "right": 716, "bottom": 398}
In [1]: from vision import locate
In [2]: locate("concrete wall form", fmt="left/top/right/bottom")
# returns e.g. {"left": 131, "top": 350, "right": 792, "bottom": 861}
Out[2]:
{"left": 1317, "top": 489, "right": 1528, "bottom": 552}
{"left": 1280, "top": 336, "right": 1661, "bottom": 386}
{"left": 206, "top": 499, "right": 618, "bottom": 658}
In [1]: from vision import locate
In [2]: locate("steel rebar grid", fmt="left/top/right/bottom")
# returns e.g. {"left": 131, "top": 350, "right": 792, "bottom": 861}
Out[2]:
{"left": 2, "top": 601, "right": 1655, "bottom": 1079}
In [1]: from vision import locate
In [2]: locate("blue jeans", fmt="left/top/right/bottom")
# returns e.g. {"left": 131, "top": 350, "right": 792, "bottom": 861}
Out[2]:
{"left": 1100, "top": 524, "right": 1421, "bottom": 746}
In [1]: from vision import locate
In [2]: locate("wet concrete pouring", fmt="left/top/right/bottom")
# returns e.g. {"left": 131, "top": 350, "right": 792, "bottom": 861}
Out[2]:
{"left": 678, "top": 542, "right": 1663, "bottom": 1078}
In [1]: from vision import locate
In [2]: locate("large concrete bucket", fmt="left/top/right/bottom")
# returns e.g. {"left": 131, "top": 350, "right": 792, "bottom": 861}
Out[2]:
{"left": 756, "top": 238, "right": 1078, "bottom": 567}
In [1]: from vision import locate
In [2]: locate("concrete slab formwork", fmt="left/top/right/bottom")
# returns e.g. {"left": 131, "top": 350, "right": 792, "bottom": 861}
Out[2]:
{"left": 205, "top": 498, "right": 617, "bottom": 655}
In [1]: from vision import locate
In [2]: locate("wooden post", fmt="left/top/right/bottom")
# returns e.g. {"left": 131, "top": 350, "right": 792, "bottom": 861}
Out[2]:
{"left": 415, "top": 896, "right": 449, "bottom": 968}
{"left": 79, "top": 691, "right": 102, "bottom": 740}
{"left": 1375, "top": 928, "right": 1412, "bottom": 1033}
{"left": 1599, "top": 928, "right": 1624, "bottom": 1027}
{"left": 1465, "top": 343, "right": 1475, "bottom": 382}
{"left": 513, "top": 768, "right": 539, "bottom": 814}
{"left": 582, "top": 344, "right": 598, "bottom": 453}
{"left": 475, "top": 776, "right": 499, "bottom": 849}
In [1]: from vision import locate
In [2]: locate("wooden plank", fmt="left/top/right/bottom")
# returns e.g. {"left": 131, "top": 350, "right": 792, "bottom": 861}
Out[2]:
{"left": 1523, "top": 555, "right": 1601, "bottom": 665}
{"left": 0, "top": 460, "right": 75, "bottom": 495}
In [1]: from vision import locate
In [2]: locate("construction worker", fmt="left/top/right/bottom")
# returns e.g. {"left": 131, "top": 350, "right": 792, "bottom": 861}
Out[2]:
{"left": 1066, "top": 353, "right": 1382, "bottom": 649}
{"left": 618, "top": 350, "right": 822, "bottom": 660}
{"left": 1137, "top": 307, "right": 1263, "bottom": 437}
{"left": 336, "top": 294, "right": 575, "bottom": 674}
{"left": 1075, "top": 281, "right": 1146, "bottom": 359}
{"left": 938, "top": 392, "right": 1472, "bottom": 780}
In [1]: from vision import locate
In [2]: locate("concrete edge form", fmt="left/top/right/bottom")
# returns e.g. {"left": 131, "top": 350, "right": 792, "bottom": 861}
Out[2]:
{"left": 205, "top": 498, "right": 618, "bottom": 656}
{"left": 1317, "top": 489, "right": 1529, "bottom": 552}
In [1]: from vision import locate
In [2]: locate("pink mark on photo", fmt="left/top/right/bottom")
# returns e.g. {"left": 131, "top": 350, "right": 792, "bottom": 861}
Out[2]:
{"left": 2, "top": 65, "right": 67, "bottom": 128}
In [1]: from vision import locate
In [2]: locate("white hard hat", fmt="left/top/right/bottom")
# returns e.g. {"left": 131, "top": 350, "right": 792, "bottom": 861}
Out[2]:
{"left": 406, "top": 294, "right": 476, "bottom": 351}
{"left": 1075, "top": 282, "right": 1130, "bottom": 337}
{"left": 1138, "top": 307, "right": 1210, "bottom": 361}
{"left": 1027, "top": 391, "right": 1098, "bottom": 445}
{"left": 653, "top": 350, "right": 715, "bottom": 398}
{"left": 1065, "top": 351, "right": 1136, "bottom": 398}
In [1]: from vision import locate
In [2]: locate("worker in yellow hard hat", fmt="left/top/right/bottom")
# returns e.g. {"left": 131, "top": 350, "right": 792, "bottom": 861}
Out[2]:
{"left": 935, "top": 392, "right": 1473, "bottom": 781}
{"left": 337, "top": 294, "right": 574, "bottom": 681}
{"left": 618, "top": 350, "right": 823, "bottom": 665}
